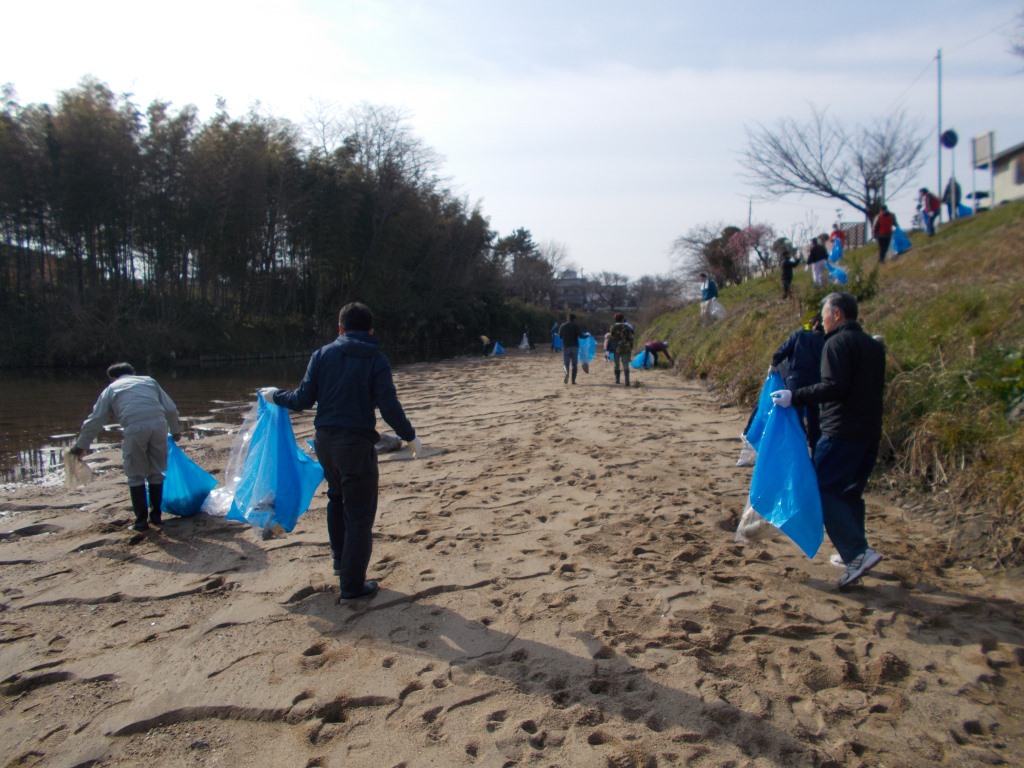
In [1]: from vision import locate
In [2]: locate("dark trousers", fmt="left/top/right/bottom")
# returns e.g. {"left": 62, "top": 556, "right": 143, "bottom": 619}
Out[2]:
{"left": 798, "top": 404, "right": 821, "bottom": 452}
{"left": 813, "top": 434, "right": 878, "bottom": 564}
{"left": 314, "top": 429, "right": 379, "bottom": 594}
{"left": 877, "top": 234, "right": 892, "bottom": 262}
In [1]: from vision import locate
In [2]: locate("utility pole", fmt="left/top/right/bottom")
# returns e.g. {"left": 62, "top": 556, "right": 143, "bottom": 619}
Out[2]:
{"left": 937, "top": 48, "right": 943, "bottom": 221}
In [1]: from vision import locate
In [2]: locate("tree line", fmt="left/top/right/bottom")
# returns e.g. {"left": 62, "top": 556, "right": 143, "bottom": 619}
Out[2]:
{"left": 0, "top": 79, "right": 557, "bottom": 366}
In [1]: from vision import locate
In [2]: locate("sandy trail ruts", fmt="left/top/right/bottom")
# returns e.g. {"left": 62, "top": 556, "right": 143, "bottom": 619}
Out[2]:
{"left": 1, "top": 351, "right": 1022, "bottom": 767}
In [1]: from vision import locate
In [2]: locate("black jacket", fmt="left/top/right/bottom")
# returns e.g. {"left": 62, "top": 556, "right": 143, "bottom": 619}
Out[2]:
{"left": 558, "top": 321, "right": 582, "bottom": 347}
{"left": 791, "top": 321, "right": 885, "bottom": 443}
{"left": 806, "top": 243, "right": 829, "bottom": 264}
{"left": 272, "top": 331, "right": 415, "bottom": 442}
{"left": 772, "top": 329, "right": 824, "bottom": 390}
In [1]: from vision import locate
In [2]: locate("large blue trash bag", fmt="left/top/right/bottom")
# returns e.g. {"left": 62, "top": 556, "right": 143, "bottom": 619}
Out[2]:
{"left": 745, "top": 371, "right": 783, "bottom": 451}
{"left": 748, "top": 402, "right": 823, "bottom": 559}
{"left": 827, "top": 262, "right": 848, "bottom": 285}
{"left": 552, "top": 333, "right": 563, "bottom": 350}
{"left": 956, "top": 203, "right": 973, "bottom": 218}
{"left": 162, "top": 435, "right": 218, "bottom": 517}
{"left": 892, "top": 227, "right": 912, "bottom": 255}
{"left": 578, "top": 334, "right": 596, "bottom": 363}
{"left": 224, "top": 397, "right": 324, "bottom": 533}
{"left": 490, "top": 341, "right": 505, "bottom": 356}
{"left": 630, "top": 349, "right": 653, "bottom": 369}
{"left": 829, "top": 240, "right": 843, "bottom": 262}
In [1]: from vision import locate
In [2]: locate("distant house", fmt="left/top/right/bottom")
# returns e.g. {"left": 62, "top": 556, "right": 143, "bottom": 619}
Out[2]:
{"left": 990, "top": 141, "right": 1024, "bottom": 205}
{"left": 552, "top": 270, "right": 587, "bottom": 310}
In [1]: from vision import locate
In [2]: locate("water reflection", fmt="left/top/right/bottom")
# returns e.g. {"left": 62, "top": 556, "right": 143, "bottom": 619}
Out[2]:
{"left": 0, "top": 358, "right": 312, "bottom": 484}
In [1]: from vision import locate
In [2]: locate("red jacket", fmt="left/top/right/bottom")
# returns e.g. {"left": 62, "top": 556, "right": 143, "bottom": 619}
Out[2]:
{"left": 874, "top": 211, "right": 895, "bottom": 237}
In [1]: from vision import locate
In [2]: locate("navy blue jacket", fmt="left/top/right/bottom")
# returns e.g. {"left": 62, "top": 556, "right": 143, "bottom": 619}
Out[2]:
{"left": 792, "top": 321, "right": 885, "bottom": 443}
{"left": 772, "top": 329, "right": 825, "bottom": 390}
{"left": 272, "top": 331, "right": 415, "bottom": 442}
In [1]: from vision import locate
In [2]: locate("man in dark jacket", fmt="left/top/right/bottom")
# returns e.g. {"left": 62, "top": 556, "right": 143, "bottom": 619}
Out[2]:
{"left": 780, "top": 250, "right": 802, "bottom": 298}
{"left": 770, "top": 316, "right": 824, "bottom": 450}
{"left": 558, "top": 313, "right": 582, "bottom": 384}
{"left": 807, "top": 238, "right": 829, "bottom": 286}
{"left": 770, "top": 292, "right": 886, "bottom": 588}
{"left": 261, "top": 302, "right": 420, "bottom": 603}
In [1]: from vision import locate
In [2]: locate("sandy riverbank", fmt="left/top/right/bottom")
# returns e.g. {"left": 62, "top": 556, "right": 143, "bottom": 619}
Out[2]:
{"left": 1, "top": 352, "right": 1022, "bottom": 767}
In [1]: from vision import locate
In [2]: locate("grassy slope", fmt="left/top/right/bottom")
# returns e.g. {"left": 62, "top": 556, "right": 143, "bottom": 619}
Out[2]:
{"left": 644, "top": 200, "right": 1024, "bottom": 564}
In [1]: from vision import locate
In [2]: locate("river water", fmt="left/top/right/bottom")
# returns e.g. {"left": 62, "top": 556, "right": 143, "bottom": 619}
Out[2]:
{"left": 0, "top": 358, "right": 314, "bottom": 484}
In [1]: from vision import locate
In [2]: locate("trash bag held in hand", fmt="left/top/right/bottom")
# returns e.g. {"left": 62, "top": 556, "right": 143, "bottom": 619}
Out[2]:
{"left": 162, "top": 435, "right": 218, "bottom": 517}
{"left": 745, "top": 371, "right": 783, "bottom": 452}
{"left": 552, "top": 333, "right": 563, "bottom": 350}
{"left": 630, "top": 349, "right": 653, "bottom": 369}
{"left": 708, "top": 298, "right": 727, "bottom": 321}
{"left": 578, "top": 334, "right": 596, "bottom": 364}
{"left": 892, "top": 227, "right": 912, "bottom": 255}
{"left": 826, "top": 262, "right": 848, "bottom": 285}
{"left": 490, "top": 341, "right": 505, "bottom": 356}
{"left": 64, "top": 452, "right": 96, "bottom": 490}
{"left": 829, "top": 240, "right": 843, "bottom": 262}
{"left": 214, "top": 397, "right": 324, "bottom": 533}
{"left": 747, "top": 401, "right": 823, "bottom": 559}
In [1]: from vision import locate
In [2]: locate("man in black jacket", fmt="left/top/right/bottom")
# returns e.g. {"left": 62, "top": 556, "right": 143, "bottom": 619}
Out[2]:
{"left": 558, "top": 313, "right": 582, "bottom": 384}
{"left": 261, "top": 302, "right": 420, "bottom": 603}
{"left": 770, "top": 292, "right": 886, "bottom": 588}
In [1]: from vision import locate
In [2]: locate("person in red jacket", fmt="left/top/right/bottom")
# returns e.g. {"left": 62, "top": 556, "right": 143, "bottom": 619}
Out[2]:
{"left": 918, "top": 188, "right": 941, "bottom": 236}
{"left": 872, "top": 205, "right": 896, "bottom": 263}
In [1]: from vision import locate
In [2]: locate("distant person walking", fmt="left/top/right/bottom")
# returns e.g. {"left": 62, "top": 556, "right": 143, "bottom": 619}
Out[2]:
{"left": 69, "top": 363, "right": 182, "bottom": 532}
{"left": 829, "top": 224, "right": 846, "bottom": 259}
{"left": 608, "top": 312, "right": 635, "bottom": 386}
{"left": 558, "top": 313, "right": 582, "bottom": 384}
{"left": 780, "top": 249, "right": 801, "bottom": 298}
{"left": 918, "top": 188, "right": 941, "bottom": 236}
{"left": 770, "top": 292, "right": 887, "bottom": 588}
{"left": 699, "top": 272, "right": 719, "bottom": 324}
{"left": 872, "top": 205, "right": 896, "bottom": 263}
{"left": 807, "top": 237, "right": 829, "bottom": 287}
{"left": 644, "top": 340, "right": 674, "bottom": 366}
{"left": 943, "top": 178, "right": 962, "bottom": 220}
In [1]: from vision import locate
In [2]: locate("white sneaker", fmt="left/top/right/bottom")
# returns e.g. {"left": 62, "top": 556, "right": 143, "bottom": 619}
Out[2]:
{"left": 837, "top": 548, "right": 882, "bottom": 588}
{"left": 563, "top": 371, "right": 569, "bottom": 384}
{"left": 829, "top": 552, "right": 845, "bottom": 569}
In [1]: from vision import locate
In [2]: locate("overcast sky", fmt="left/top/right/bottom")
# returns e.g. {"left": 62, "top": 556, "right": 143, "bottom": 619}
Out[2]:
{"left": 4, "top": 1, "right": 1022, "bottom": 279}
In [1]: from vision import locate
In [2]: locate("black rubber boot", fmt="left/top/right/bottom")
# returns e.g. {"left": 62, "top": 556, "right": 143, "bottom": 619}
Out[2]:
{"left": 129, "top": 485, "right": 150, "bottom": 531}
{"left": 615, "top": 371, "right": 620, "bottom": 384}
{"left": 624, "top": 371, "right": 630, "bottom": 386}
{"left": 148, "top": 483, "right": 163, "bottom": 526}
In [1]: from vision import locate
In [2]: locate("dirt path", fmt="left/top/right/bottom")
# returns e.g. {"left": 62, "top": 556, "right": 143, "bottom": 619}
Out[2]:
{"left": 1, "top": 351, "right": 1022, "bottom": 767}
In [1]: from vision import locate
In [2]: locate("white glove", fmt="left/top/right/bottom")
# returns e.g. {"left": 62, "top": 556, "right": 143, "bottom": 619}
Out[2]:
{"left": 409, "top": 437, "right": 423, "bottom": 458}
{"left": 259, "top": 387, "right": 279, "bottom": 404}
{"left": 770, "top": 389, "right": 792, "bottom": 408}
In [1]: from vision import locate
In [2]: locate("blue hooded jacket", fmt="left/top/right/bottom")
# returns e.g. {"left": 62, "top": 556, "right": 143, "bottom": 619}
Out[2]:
{"left": 272, "top": 331, "right": 415, "bottom": 442}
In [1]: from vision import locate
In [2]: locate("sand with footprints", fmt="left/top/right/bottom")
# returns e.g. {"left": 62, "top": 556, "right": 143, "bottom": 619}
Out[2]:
{"left": 1, "top": 351, "right": 1022, "bottom": 767}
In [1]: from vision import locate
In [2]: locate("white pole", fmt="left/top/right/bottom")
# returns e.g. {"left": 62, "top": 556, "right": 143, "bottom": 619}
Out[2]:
{"left": 937, "top": 49, "right": 943, "bottom": 223}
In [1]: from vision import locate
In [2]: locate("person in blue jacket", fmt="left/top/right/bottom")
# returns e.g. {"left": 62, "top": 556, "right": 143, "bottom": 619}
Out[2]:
{"left": 260, "top": 302, "right": 421, "bottom": 604}
{"left": 770, "top": 315, "right": 825, "bottom": 451}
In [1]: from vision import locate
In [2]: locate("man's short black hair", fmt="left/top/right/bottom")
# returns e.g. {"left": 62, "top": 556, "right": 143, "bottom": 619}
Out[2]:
{"left": 824, "top": 292, "right": 858, "bottom": 321}
{"left": 339, "top": 302, "right": 373, "bottom": 332}
{"left": 106, "top": 362, "right": 135, "bottom": 379}
{"left": 568, "top": 313, "right": 576, "bottom": 321}
{"left": 614, "top": 312, "right": 625, "bottom": 322}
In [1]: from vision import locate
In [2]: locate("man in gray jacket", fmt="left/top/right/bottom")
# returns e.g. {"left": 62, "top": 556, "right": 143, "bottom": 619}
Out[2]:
{"left": 70, "top": 363, "right": 181, "bottom": 531}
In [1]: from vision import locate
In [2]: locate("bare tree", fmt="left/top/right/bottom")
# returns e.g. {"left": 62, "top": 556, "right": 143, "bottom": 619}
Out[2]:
{"left": 538, "top": 239, "right": 576, "bottom": 275}
{"left": 728, "top": 224, "right": 775, "bottom": 276}
{"left": 670, "top": 222, "right": 747, "bottom": 286}
{"left": 741, "top": 106, "right": 926, "bottom": 216}
{"left": 587, "top": 271, "right": 631, "bottom": 310}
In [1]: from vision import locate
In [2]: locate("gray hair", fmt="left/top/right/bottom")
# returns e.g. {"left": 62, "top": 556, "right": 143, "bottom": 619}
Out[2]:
{"left": 823, "top": 292, "right": 858, "bottom": 321}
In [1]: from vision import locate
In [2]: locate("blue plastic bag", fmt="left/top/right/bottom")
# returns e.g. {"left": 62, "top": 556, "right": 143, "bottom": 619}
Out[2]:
{"left": 748, "top": 402, "right": 823, "bottom": 559}
{"left": 956, "top": 203, "right": 972, "bottom": 218}
{"left": 630, "top": 349, "right": 653, "bottom": 369}
{"left": 162, "top": 436, "right": 218, "bottom": 517}
{"left": 745, "top": 371, "right": 783, "bottom": 451}
{"left": 578, "top": 335, "right": 596, "bottom": 364}
{"left": 829, "top": 240, "right": 843, "bottom": 262}
{"left": 552, "top": 333, "right": 563, "bottom": 351}
{"left": 225, "top": 397, "right": 324, "bottom": 533}
{"left": 827, "top": 262, "right": 848, "bottom": 285}
{"left": 892, "top": 227, "right": 912, "bottom": 255}
{"left": 490, "top": 341, "right": 505, "bottom": 356}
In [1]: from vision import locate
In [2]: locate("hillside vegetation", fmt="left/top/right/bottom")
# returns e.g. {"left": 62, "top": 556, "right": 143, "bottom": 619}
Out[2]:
{"left": 644, "top": 200, "right": 1024, "bottom": 567}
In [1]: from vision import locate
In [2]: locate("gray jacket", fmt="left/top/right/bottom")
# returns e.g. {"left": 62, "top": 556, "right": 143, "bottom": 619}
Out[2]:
{"left": 75, "top": 375, "right": 180, "bottom": 449}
